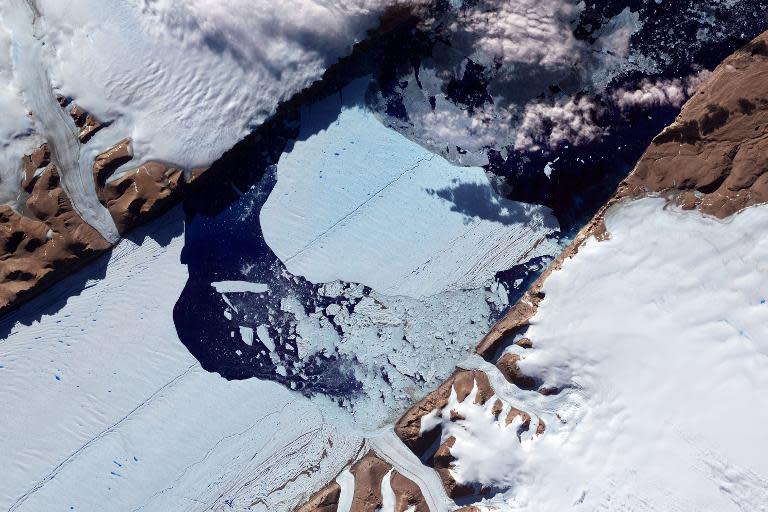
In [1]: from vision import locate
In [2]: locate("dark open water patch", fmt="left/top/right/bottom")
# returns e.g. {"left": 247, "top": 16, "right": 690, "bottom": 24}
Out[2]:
{"left": 173, "top": 20, "right": 431, "bottom": 398}
{"left": 486, "top": 104, "right": 683, "bottom": 236}
{"left": 173, "top": 114, "right": 376, "bottom": 398}
{"left": 371, "top": 0, "right": 768, "bottom": 234}
{"left": 173, "top": 2, "right": 768, "bottom": 401}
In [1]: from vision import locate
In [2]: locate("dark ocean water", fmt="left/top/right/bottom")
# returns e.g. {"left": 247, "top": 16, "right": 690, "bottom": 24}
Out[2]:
{"left": 174, "top": 0, "right": 768, "bottom": 397}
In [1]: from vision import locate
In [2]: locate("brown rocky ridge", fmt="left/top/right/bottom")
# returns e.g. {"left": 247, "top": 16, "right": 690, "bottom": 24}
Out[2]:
{"left": 394, "top": 363, "right": 544, "bottom": 500}
{"left": 297, "top": 481, "right": 342, "bottom": 512}
{"left": 296, "top": 451, "right": 428, "bottom": 512}
{"left": 91, "top": 138, "right": 205, "bottom": 236}
{"left": 619, "top": 32, "right": 768, "bottom": 218}
{"left": 0, "top": 146, "right": 111, "bottom": 309}
{"left": 68, "top": 104, "right": 104, "bottom": 143}
{"left": 0, "top": 101, "right": 206, "bottom": 314}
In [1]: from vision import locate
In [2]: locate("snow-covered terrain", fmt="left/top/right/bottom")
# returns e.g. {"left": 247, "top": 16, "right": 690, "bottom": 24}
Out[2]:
{"left": 436, "top": 199, "right": 768, "bottom": 511}
{"left": 1, "top": 0, "right": 428, "bottom": 239}
{"left": 261, "top": 78, "right": 559, "bottom": 298}
{"left": 0, "top": 209, "right": 363, "bottom": 511}
{"left": 29, "top": 0, "right": 423, "bottom": 171}
{"left": 0, "top": 3, "right": 41, "bottom": 205}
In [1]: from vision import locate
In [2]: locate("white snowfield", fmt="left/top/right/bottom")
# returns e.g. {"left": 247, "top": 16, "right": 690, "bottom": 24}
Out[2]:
{"left": 0, "top": 209, "right": 363, "bottom": 512}
{"left": 433, "top": 198, "right": 768, "bottom": 511}
{"left": 261, "top": 79, "right": 559, "bottom": 298}
{"left": 30, "top": 0, "right": 422, "bottom": 171}
{"left": 0, "top": 3, "right": 41, "bottom": 205}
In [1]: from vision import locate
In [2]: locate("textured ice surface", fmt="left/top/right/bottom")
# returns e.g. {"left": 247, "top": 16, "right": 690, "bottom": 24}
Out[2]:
{"left": 0, "top": 209, "right": 361, "bottom": 511}
{"left": 174, "top": 78, "right": 562, "bottom": 428}
{"left": 175, "top": 76, "right": 563, "bottom": 431}
{"left": 451, "top": 199, "right": 768, "bottom": 511}
{"left": 261, "top": 79, "right": 559, "bottom": 298}
{"left": 31, "top": 0, "right": 419, "bottom": 171}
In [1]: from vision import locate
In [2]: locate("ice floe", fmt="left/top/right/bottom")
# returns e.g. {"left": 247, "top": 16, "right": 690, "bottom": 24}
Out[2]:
{"left": 261, "top": 78, "right": 559, "bottom": 298}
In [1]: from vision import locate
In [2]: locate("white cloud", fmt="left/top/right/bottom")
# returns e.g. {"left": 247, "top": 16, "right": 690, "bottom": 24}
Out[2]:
{"left": 452, "top": 0, "right": 582, "bottom": 69}
{"left": 514, "top": 96, "right": 605, "bottom": 152}
{"left": 138, "top": 0, "right": 419, "bottom": 73}
{"left": 405, "top": 101, "right": 515, "bottom": 155}
{"left": 611, "top": 70, "right": 712, "bottom": 111}
{"left": 0, "top": 7, "right": 42, "bottom": 206}
{"left": 33, "top": 0, "right": 425, "bottom": 170}
{"left": 373, "top": 2, "right": 644, "bottom": 158}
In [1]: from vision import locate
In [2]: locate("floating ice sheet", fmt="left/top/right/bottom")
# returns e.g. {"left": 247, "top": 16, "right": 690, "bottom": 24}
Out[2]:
{"left": 261, "top": 79, "right": 559, "bottom": 299}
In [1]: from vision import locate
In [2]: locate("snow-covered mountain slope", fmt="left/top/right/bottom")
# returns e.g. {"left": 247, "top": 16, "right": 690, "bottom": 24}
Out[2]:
{"left": 0, "top": 209, "right": 362, "bottom": 512}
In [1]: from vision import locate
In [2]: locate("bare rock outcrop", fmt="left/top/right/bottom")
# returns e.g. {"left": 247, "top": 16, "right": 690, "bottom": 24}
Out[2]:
{"left": 96, "top": 154, "right": 201, "bottom": 236}
{"left": 0, "top": 119, "right": 206, "bottom": 314}
{"left": 69, "top": 104, "right": 104, "bottom": 143}
{"left": 0, "top": 148, "right": 111, "bottom": 309}
{"left": 394, "top": 368, "right": 539, "bottom": 499}
{"left": 395, "top": 370, "right": 495, "bottom": 456}
{"left": 92, "top": 138, "right": 133, "bottom": 187}
{"left": 296, "top": 481, "right": 341, "bottom": 512}
{"left": 620, "top": 32, "right": 768, "bottom": 218}
{"left": 295, "top": 451, "right": 427, "bottom": 512}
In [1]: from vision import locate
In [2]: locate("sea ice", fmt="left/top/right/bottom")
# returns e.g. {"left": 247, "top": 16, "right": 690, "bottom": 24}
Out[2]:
{"left": 261, "top": 78, "right": 559, "bottom": 299}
